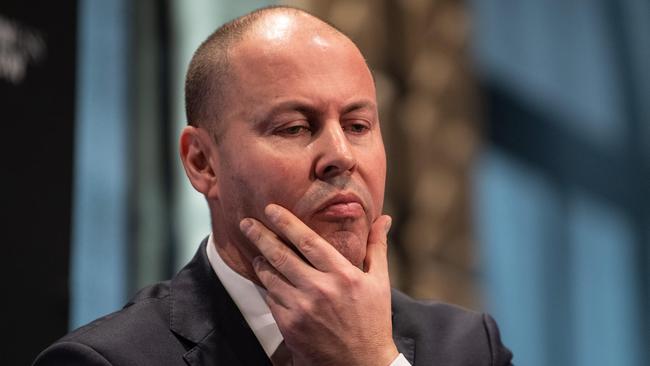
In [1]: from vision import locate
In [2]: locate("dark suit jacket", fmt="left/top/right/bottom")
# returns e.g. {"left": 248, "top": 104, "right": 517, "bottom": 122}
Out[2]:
{"left": 33, "top": 239, "right": 513, "bottom": 365}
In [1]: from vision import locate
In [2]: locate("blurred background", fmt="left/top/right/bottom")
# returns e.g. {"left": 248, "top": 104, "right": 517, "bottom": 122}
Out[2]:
{"left": 2, "top": 0, "right": 648, "bottom": 365}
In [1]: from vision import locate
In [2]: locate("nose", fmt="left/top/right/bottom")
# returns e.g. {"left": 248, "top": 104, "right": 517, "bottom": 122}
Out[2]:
{"left": 314, "top": 122, "right": 357, "bottom": 180}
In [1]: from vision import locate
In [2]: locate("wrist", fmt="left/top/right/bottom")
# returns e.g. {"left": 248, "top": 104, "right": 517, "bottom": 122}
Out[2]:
{"left": 385, "top": 344, "right": 400, "bottom": 365}
{"left": 370, "top": 343, "right": 399, "bottom": 366}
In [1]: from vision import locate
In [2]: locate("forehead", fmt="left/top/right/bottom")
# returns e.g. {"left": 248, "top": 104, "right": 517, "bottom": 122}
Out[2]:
{"left": 224, "top": 16, "right": 376, "bottom": 112}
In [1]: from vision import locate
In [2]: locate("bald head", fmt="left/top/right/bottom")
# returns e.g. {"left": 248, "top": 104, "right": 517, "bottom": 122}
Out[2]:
{"left": 184, "top": 6, "right": 354, "bottom": 137}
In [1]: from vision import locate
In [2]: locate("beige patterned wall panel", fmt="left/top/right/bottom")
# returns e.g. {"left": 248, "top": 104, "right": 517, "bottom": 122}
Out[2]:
{"left": 282, "top": 0, "right": 482, "bottom": 310}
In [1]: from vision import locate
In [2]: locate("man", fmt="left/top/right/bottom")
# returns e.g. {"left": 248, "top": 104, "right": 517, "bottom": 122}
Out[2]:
{"left": 34, "top": 6, "right": 512, "bottom": 366}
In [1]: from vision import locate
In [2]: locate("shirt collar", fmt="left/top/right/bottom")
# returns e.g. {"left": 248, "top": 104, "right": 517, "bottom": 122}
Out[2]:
{"left": 206, "top": 234, "right": 284, "bottom": 357}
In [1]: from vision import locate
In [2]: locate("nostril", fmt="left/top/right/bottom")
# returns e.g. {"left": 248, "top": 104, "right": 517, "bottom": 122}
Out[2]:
{"left": 323, "top": 165, "right": 337, "bottom": 176}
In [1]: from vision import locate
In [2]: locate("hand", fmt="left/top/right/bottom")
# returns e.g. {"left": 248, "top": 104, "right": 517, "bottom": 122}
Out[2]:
{"left": 239, "top": 204, "right": 398, "bottom": 366}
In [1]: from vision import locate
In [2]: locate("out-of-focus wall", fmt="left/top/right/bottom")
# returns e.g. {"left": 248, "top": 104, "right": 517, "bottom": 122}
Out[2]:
{"left": 470, "top": 1, "right": 649, "bottom": 365}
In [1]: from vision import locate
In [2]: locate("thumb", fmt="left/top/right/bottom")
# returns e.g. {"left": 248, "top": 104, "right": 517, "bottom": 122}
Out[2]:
{"left": 364, "top": 215, "right": 392, "bottom": 275}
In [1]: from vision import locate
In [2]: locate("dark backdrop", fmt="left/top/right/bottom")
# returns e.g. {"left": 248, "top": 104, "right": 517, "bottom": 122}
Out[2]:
{"left": 0, "top": 1, "right": 77, "bottom": 364}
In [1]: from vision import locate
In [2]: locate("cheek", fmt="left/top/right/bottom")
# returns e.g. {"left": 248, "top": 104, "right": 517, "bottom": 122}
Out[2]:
{"left": 219, "top": 173, "right": 259, "bottom": 220}
{"left": 260, "top": 175, "right": 300, "bottom": 206}
{"left": 224, "top": 148, "right": 309, "bottom": 214}
{"left": 369, "top": 160, "right": 386, "bottom": 193}
{"left": 360, "top": 149, "right": 387, "bottom": 214}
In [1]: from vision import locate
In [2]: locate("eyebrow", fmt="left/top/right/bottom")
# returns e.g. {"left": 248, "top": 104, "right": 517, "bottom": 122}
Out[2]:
{"left": 261, "top": 99, "right": 377, "bottom": 120}
{"left": 341, "top": 100, "right": 377, "bottom": 114}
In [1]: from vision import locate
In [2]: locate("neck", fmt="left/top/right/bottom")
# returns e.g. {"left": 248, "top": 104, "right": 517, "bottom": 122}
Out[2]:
{"left": 212, "top": 233, "right": 264, "bottom": 287}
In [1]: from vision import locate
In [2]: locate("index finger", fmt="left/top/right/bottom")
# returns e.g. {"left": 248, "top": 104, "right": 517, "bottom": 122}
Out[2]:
{"left": 363, "top": 215, "right": 391, "bottom": 277}
{"left": 264, "top": 204, "right": 351, "bottom": 273}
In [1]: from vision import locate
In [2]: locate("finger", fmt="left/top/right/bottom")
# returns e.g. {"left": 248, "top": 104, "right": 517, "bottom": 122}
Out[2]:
{"left": 259, "top": 288, "right": 298, "bottom": 340}
{"left": 252, "top": 256, "right": 300, "bottom": 308}
{"left": 240, "top": 217, "right": 318, "bottom": 287}
{"left": 255, "top": 259, "right": 311, "bottom": 339}
{"left": 260, "top": 287, "right": 295, "bottom": 332}
{"left": 264, "top": 204, "right": 350, "bottom": 272}
{"left": 363, "top": 215, "right": 391, "bottom": 276}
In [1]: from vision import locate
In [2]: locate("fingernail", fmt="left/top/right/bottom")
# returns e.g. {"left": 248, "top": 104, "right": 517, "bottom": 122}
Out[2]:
{"left": 240, "top": 218, "right": 253, "bottom": 234}
{"left": 265, "top": 204, "right": 280, "bottom": 221}
{"left": 252, "top": 256, "right": 265, "bottom": 269}
{"left": 384, "top": 217, "right": 392, "bottom": 234}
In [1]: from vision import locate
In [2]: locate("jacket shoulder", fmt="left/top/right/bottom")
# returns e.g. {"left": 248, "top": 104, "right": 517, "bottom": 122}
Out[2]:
{"left": 33, "top": 281, "right": 189, "bottom": 366}
{"left": 391, "top": 289, "right": 513, "bottom": 365}
{"left": 33, "top": 341, "right": 112, "bottom": 366}
{"left": 62, "top": 281, "right": 172, "bottom": 344}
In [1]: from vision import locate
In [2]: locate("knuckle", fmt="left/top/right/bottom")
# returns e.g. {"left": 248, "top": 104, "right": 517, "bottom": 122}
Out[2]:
{"left": 282, "top": 316, "right": 301, "bottom": 337}
{"left": 288, "top": 300, "right": 312, "bottom": 332}
{"left": 268, "top": 247, "right": 290, "bottom": 268}
{"left": 312, "top": 283, "right": 332, "bottom": 299}
{"left": 296, "top": 297, "right": 313, "bottom": 315}
{"left": 265, "top": 271, "right": 280, "bottom": 288}
{"left": 339, "top": 270, "right": 361, "bottom": 289}
{"left": 297, "top": 234, "right": 318, "bottom": 254}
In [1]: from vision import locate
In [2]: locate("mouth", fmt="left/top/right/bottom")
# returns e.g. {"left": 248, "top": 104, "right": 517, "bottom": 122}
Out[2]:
{"left": 314, "top": 192, "right": 365, "bottom": 220}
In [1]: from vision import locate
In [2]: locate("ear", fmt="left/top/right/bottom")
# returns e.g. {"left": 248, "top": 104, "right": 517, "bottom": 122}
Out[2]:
{"left": 179, "top": 126, "right": 220, "bottom": 199}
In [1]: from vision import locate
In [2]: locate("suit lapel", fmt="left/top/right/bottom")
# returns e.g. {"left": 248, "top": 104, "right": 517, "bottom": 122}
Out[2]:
{"left": 392, "top": 289, "right": 416, "bottom": 364}
{"left": 393, "top": 334, "right": 416, "bottom": 364}
{"left": 168, "top": 240, "right": 416, "bottom": 365}
{"left": 169, "top": 238, "right": 271, "bottom": 366}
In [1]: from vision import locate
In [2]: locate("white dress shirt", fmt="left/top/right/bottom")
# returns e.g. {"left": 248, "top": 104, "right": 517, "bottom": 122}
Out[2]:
{"left": 206, "top": 235, "right": 411, "bottom": 365}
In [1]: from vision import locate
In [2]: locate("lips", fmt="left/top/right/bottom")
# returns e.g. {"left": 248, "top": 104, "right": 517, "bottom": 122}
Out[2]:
{"left": 314, "top": 193, "right": 365, "bottom": 219}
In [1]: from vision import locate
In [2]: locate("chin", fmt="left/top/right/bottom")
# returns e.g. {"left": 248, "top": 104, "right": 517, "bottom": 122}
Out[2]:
{"left": 322, "top": 230, "right": 366, "bottom": 268}
{"left": 305, "top": 215, "right": 371, "bottom": 267}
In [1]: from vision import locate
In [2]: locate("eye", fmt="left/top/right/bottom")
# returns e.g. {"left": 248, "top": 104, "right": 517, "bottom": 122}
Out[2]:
{"left": 277, "top": 123, "right": 311, "bottom": 136}
{"left": 344, "top": 122, "right": 370, "bottom": 134}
